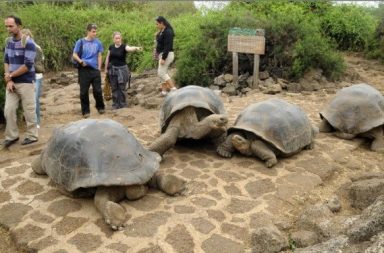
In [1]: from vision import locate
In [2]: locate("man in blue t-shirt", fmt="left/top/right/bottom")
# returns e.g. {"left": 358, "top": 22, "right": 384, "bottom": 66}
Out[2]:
{"left": 72, "top": 23, "right": 105, "bottom": 118}
{"left": 2, "top": 15, "right": 38, "bottom": 148}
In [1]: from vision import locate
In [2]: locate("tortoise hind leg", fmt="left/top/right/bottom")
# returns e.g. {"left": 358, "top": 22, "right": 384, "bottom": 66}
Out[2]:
{"left": 368, "top": 126, "right": 384, "bottom": 153}
{"left": 94, "top": 186, "right": 126, "bottom": 230}
{"left": 31, "top": 153, "right": 46, "bottom": 175}
{"left": 148, "top": 126, "right": 179, "bottom": 156}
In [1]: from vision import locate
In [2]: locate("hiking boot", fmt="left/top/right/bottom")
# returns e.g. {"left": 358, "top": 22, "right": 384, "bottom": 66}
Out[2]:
{"left": 98, "top": 109, "right": 105, "bottom": 114}
{"left": 83, "top": 113, "right": 90, "bottom": 118}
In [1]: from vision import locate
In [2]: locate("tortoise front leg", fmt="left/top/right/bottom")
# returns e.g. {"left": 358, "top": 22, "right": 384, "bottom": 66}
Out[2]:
{"left": 231, "top": 134, "right": 277, "bottom": 167}
{"left": 94, "top": 186, "right": 126, "bottom": 230}
{"left": 216, "top": 133, "right": 236, "bottom": 158}
{"left": 250, "top": 140, "right": 278, "bottom": 168}
{"left": 188, "top": 114, "right": 228, "bottom": 139}
{"left": 148, "top": 126, "right": 180, "bottom": 156}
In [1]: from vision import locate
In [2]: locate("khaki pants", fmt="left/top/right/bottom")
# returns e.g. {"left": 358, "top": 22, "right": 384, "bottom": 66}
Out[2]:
{"left": 4, "top": 83, "right": 38, "bottom": 141}
{"left": 157, "top": 52, "right": 174, "bottom": 82}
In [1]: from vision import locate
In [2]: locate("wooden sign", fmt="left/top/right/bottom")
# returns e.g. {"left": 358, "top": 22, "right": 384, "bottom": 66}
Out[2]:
{"left": 228, "top": 28, "right": 265, "bottom": 54}
{"left": 227, "top": 28, "right": 266, "bottom": 89}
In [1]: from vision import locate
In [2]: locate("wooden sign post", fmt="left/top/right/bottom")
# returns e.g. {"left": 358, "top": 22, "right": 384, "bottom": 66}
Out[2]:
{"left": 228, "top": 28, "right": 265, "bottom": 88}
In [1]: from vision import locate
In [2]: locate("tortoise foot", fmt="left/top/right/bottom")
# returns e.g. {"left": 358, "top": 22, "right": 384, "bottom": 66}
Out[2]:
{"left": 265, "top": 157, "right": 278, "bottom": 168}
{"left": 217, "top": 144, "right": 233, "bottom": 158}
{"left": 371, "top": 140, "right": 384, "bottom": 153}
{"left": 104, "top": 201, "right": 127, "bottom": 230}
{"left": 157, "top": 174, "right": 186, "bottom": 196}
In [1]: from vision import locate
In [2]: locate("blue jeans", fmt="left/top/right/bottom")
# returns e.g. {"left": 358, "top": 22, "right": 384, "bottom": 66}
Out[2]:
{"left": 35, "top": 77, "right": 42, "bottom": 125}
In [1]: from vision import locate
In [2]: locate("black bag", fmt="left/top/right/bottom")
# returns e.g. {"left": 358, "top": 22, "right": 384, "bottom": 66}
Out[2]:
{"left": 71, "top": 39, "right": 83, "bottom": 68}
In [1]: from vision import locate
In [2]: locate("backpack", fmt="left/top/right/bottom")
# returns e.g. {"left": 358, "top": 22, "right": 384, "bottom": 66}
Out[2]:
{"left": 71, "top": 39, "right": 83, "bottom": 68}
{"left": 34, "top": 45, "right": 45, "bottom": 73}
{"left": 5, "top": 37, "right": 45, "bottom": 73}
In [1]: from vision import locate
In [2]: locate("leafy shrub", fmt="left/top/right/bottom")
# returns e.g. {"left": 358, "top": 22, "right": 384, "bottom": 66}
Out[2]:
{"left": 366, "top": 17, "right": 384, "bottom": 62}
{"left": 175, "top": 2, "right": 345, "bottom": 85}
{"left": 321, "top": 5, "right": 376, "bottom": 51}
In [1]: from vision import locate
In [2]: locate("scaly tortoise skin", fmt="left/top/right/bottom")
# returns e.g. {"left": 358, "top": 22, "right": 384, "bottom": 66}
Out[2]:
{"left": 149, "top": 85, "right": 228, "bottom": 156}
{"left": 32, "top": 119, "right": 185, "bottom": 230}
{"left": 319, "top": 83, "right": 384, "bottom": 152}
{"left": 217, "top": 98, "right": 317, "bottom": 168}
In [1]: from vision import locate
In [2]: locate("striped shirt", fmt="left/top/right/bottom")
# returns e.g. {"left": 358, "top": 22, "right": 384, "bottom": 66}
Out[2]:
{"left": 4, "top": 37, "right": 36, "bottom": 83}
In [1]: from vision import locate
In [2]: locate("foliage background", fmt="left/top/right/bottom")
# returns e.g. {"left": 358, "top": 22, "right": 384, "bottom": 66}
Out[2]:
{"left": 0, "top": 0, "right": 383, "bottom": 110}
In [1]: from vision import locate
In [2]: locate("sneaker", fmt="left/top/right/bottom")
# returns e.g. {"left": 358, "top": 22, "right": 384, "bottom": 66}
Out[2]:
{"left": 98, "top": 109, "right": 105, "bottom": 114}
{"left": 37, "top": 124, "right": 40, "bottom": 129}
{"left": 21, "top": 138, "right": 38, "bottom": 145}
{"left": 160, "top": 91, "right": 168, "bottom": 97}
{"left": 83, "top": 113, "right": 90, "bottom": 118}
{"left": 2, "top": 138, "right": 19, "bottom": 148}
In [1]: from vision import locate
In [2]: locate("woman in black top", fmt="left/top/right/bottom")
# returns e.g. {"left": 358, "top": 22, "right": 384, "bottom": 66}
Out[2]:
{"left": 155, "top": 16, "right": 176, "bottom": 96}
{"left": 104, "top": 32, "right": 142, "bottom": 109}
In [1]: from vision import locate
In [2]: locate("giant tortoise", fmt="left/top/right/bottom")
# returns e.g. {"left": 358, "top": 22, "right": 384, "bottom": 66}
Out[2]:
{"left": 217, "top": 98, "right": 317, "bottom": 167}
{"left": 32, "top": 119, "right": 185, "bottom": 230}
{"left": 149, "top": 85, "right": 228, "bottom": 156}
{"left": 319, "top": 83, "right": 384, "bottom": 152}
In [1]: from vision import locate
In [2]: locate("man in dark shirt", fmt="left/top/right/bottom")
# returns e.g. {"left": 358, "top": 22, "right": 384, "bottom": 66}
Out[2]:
{"left": 2, "top": 15, "right": 38, "bottom": 148}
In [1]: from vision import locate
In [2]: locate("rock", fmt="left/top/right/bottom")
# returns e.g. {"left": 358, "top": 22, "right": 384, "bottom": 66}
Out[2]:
{"left": 262, "top": 84, "right": 282, "bottom": 94}
{"left": 214, "top": 75, "right": 226, "bottom": 87}
{"left": 250, "top": 224, "right": 288, "bottom": 253}
{"left": 290, "top": 230, "right": 318, "bottom": 248}
{"left": 223, "top": 74, "right": 233, "bottom": 83}
{"left": 295, "top": 235, "right": 349, "bottom": 253}
{"left": 209, "top": 85, "right": 220, "bottom": 90}
{"left": 222, "top": 84, "right": 237, "bottom": 96}
{"left": 246, "top": 76, "right": 254, "bottom": 88}
{"left": 297, "top": 203, "right": 334, "bottom": 240}
{"left": 238, "top": 73, "right": 249, "bottom": 83}
{"left": 259, "top": 71, "right": 269, "bottom": 80}
{"left": 347, "top": 195, "right": 384, "bottom": 242}
{"left": 365, "top": 232, "right": 384, "bottom": 253}
{"left": 325, "top": 195, "right": 341, "bottom": 213}
{"left": 347, "top": 178, "right": 384, "bottom": 210}
{"left": 287, "top": 83, "right": 302, "bottom": 93}
{"left": 143, "top": 98, "right": 162, "bottom": 109}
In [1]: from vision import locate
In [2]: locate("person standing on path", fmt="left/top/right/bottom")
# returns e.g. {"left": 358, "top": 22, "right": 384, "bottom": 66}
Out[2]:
{"left": 72, "top": 23, "right": 105, "bottom": 118}
{"left": 2, "top": 15, "right": 38, "bottom": 148}
{"left": 21, "top": 28, "right": 44, "bottom": 129}
{"left": 104, "top": 31, "right": 142, "bottom": 109}
{"left": 155, "top": 16, "right": 176, "bottom": 96}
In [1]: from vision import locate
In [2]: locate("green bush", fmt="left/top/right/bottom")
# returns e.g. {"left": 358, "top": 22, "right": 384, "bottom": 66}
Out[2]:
{"left": 321, "top": 5, "right": 376, "bottom": 51}
{"left": 175, "top": 2, "right": 345, "bottom": 85}
{"left": 366, "top": 17, "right": 384, "bottom": 62}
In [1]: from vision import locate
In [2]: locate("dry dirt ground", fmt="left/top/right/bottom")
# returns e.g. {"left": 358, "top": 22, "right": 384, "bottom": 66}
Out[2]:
{"left": 0, "top": 53, "right": 383, "bottom": 253}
